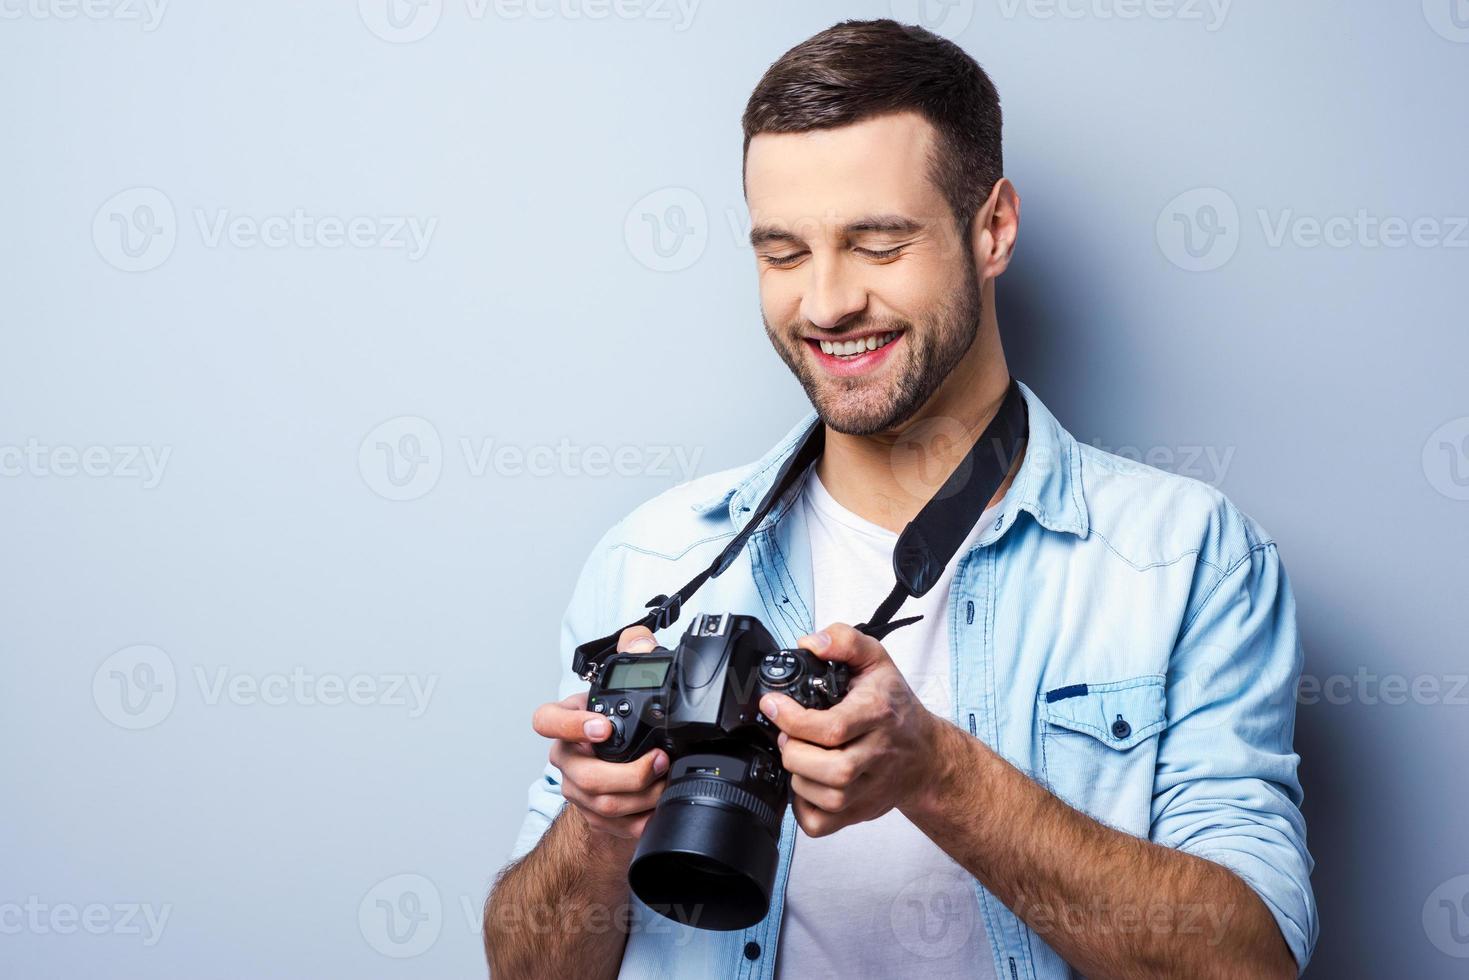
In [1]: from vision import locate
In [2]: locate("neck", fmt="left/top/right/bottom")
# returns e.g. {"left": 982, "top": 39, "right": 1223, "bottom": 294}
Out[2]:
{"left": 815, "top": 284, "right": 1021, "bottom": 533}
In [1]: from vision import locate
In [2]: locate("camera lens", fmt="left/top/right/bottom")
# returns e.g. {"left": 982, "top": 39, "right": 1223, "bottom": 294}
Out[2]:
{"left": 627, "top": 746, "right": 785, "bottom": 931}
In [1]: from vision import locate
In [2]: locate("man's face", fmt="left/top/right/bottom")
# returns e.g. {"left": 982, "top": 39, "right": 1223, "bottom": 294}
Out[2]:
{"left": 745, "top": 111, "right": 981, "bottom": 437}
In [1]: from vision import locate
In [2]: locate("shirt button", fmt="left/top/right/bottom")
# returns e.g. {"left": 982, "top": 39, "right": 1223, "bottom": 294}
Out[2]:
{"left": 1111, "top": 715, "right": 1132, "bottom": 740}
{"left": 743, "top": 941, "right": 761, "bottom": 960}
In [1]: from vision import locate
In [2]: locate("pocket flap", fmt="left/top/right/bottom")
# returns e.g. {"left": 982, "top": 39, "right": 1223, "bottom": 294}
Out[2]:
{"left": 1043, "top": 675, "right": 1167, "bottom": 750}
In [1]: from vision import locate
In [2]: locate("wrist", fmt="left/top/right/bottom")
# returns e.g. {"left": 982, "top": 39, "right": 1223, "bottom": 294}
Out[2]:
{"left": 562, "top": 805, "right": 639, "bottom": 878}
{"left": 902, "top": 711, "right": 969, "bottom": 823}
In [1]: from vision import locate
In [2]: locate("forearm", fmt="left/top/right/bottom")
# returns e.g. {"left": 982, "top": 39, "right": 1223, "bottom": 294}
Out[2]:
{"left": 483, "top": 805, "right": 636, "bottom": 980}
{"left": 903, "top": 720, "right": 1295, "bottom": 980}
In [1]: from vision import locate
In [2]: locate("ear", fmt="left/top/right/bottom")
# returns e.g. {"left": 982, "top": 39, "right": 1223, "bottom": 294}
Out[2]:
{"left": 969, "top": 178, "right": 1021, "bottom": 282}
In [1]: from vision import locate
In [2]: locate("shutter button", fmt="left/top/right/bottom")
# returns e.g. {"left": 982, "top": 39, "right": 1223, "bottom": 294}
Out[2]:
{"left": 1111, "top": 714, "right": 1131, "bottom": 740}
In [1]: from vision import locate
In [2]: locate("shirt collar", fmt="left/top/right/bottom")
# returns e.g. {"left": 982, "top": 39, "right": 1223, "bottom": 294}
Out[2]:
{"left": 690, "top": 380, "right": 1089, "bottom": 539}
{"left": 1005, "top": 380, "right": 1089, "bottom": 537}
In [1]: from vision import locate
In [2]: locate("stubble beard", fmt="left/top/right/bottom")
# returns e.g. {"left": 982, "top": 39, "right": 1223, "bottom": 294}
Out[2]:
{"left": 763, "top": 266, "right": 984, "bottom": 437}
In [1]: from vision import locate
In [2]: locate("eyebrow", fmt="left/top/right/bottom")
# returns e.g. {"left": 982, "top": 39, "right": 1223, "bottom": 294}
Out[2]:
{"left": 748, "top": 214, "right": 925, "bottom": 249}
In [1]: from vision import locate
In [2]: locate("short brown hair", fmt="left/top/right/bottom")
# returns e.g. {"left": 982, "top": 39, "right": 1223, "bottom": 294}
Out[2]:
{"left": 742, "top": 19, "right": 1003, "bottom": 232}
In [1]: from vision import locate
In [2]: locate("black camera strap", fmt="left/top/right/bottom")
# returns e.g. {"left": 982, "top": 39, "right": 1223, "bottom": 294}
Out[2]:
{"left": 573, "top": 379, "right": 1028, "bottom": 679}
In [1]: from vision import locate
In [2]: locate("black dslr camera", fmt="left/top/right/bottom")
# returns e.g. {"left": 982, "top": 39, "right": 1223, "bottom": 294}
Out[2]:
{"left": 586, "top": 612, "right": 849, "bottom": 930}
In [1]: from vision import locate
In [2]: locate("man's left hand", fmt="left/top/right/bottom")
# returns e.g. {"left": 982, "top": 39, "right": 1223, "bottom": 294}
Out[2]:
{"left": 760, "top": 622, "right": 944, "bottom": 837}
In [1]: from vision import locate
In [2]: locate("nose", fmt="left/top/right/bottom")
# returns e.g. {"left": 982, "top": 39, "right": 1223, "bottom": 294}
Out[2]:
{"left": 799, "top": 255, "right": 868, "bottom": 331}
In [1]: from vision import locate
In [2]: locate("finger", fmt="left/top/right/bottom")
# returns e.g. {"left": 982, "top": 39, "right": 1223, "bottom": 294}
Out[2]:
{"left": 565, "top": 777, "right": 667, "bottom": 822}
{"left": 617, "top": 625, "right": 659, "bottom": 654}
{"left": 552, "top": 743, "right": 670, "bottom": 794}
{"left": 790, "top": 773, "right": 857, "bottom": 814}
{"left": 796, "top": 622, "right": 888, "bottom": 672}
{"left": 759, "top": 690, "right": 888, "bottom": 748}
{"left": 776, "top": 737, "right": 866, "bottom": 788}
{"left": 533, "top": 697, "right": 616, "bottom": 743}
{"left": 792, "top": 796, "right": 845, "bottom": 839}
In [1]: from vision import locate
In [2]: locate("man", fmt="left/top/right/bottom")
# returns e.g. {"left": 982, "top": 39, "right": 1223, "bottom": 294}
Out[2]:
{"left": 485, "top": 19, "right": 1316, "bottom": 979}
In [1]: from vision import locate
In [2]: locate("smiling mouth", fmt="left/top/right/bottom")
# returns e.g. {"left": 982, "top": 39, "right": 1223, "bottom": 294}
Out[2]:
{"left": 810, "top": 330, "right": 901, "bottom": 359}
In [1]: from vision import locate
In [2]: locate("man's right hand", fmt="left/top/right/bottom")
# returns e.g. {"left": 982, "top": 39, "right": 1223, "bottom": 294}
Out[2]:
{"left": 531, "top": 626, "right": 670, "bottom": 840}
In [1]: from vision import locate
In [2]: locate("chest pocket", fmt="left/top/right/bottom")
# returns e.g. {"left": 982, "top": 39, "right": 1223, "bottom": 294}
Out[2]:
{"left": 1038, "top": 675, "right": 1167, "bottom": 836}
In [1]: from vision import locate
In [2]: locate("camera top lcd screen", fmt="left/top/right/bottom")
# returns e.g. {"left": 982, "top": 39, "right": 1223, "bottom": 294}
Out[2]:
{"left": 605, "top": 657, "right": 671, "bottom": 690}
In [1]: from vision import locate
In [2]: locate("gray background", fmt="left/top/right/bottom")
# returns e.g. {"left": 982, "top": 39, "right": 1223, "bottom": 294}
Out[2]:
{"left": 2, "top": 1, "right": 1465, "bottom": 976}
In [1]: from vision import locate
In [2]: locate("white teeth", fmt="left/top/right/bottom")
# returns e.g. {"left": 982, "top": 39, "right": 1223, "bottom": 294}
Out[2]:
{"left": 819, "top": 331, "right": 898, "bottom": 358}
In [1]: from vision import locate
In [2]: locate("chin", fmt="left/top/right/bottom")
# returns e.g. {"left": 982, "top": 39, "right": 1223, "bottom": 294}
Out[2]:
{"left": 812, "top": 387, "right": 902, "bottom": 437}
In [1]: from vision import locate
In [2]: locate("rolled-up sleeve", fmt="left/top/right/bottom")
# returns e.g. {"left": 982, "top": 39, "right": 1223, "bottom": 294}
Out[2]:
{"left": 1150, "top": 541, "right": 1319, "bottom": 973}
{"left": 507, "top": 525, "right": 622, "bottom": 863}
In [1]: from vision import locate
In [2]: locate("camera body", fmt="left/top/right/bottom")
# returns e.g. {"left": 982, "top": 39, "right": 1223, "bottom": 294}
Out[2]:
{"left": 588, "top": 612, "right": 847, "bottom": 764}
{"left": 584, "top": 612, "right": 848, "bottom": 930}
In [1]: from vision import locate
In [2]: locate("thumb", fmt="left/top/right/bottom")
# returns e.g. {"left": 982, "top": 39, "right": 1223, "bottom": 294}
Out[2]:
{"left": 797, "top": 622, "right": 888, "bottom": 673}
{"left": 617, "top": 625, "right": 660, "bottom": 654}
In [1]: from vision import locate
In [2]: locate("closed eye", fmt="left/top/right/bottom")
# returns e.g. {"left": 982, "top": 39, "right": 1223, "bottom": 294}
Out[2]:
{"left": 856, "top": 245, "right": 906, "bottom": 261}
{"left": 762, "top": 250, "right": 808, "bottom": 268}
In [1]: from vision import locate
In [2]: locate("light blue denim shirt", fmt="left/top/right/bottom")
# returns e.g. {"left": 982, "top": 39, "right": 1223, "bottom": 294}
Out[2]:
{"left": 508, "top": 382, "right": 1318, "bottom": 978}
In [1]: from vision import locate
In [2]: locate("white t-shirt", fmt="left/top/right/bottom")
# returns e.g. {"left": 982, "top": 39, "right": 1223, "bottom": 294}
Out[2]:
{"left": 774, "top": 469, "right": 1000, "bottom": 980}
